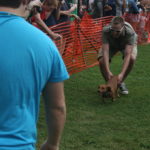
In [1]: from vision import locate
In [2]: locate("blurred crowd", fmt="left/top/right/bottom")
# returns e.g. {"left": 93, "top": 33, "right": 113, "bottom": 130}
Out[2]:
{"left": 89, "top": 0, "right": 150, "bottom": 18}
{"left": 26, "top": 0, "right": 80, "bottom": 40}
{"left": 26, "top": 0, "right": 150, "bottom": 44}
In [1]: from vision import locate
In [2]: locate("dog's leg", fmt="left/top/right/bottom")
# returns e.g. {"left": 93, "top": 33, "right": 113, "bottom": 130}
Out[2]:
{"left": 111, "top": 93, "right": 115, "bottom": 102}
{"left": 111, "top": 90, "right": 116, "bottom": 102}
{"left": 117, "top": 90, "right": 120, "bottom": 97}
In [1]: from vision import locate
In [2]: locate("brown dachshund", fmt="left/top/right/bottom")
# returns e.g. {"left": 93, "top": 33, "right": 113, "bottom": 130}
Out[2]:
{"left": 98, "top": 76, "right": 119, "bottom": 101}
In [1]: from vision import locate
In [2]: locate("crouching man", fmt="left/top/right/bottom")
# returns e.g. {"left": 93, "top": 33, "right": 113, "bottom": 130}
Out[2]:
{"left": 98, "top": 16, "right": 137, "bottom": 94}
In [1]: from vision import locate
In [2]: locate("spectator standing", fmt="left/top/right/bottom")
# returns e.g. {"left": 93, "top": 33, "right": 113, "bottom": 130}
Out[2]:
{"left": 104, "top": 0, "right": 116, "bottom": 16}
{"left": 115, "top": 0, "right": 126, "bottom": 16}
{"left": 40, "top": 0, "right": 61, "bottom": 26}
{"left": 58, "top": 0, "right": 79, "bottom": 23}
{"left": 0, "top": 1, "right": 69, "bottom": 150}
{"left": 98, "top": 16, "right": 138, "bottom": 94}
{"left": 44, "top": 0, "right": 79, "bottom": 26}
{"left": 137, "top": 0, "right": 146, "bottom": 12}
{"left": 127, "top": 0, "right": 139, "bottom": 14}
{"left": 27, "top": 0, "right": 62, "bottom": 40}
{"left": 92, "top": 0, "right": 107, "bottom": 18}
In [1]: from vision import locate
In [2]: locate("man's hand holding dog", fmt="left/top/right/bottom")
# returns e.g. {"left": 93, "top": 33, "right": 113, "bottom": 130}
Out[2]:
{"left": 107, "top": 71, "right": 113, "bottom": 81}
{"left": 117, "top": 73, "right": 124, "bottom": 85}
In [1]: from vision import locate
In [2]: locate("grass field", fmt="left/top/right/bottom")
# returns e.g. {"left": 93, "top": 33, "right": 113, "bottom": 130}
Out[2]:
{"left": 37, "top": 44, "right": 150, "bottom": 150}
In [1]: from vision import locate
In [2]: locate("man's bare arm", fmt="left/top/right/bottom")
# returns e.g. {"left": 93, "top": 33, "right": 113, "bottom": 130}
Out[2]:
{"left": 102, "top": 43, "right": 113, "bottom": 79}
{"left": 34, "top": 13, "right": 61, "bottom": 40}
{"left": 41, "top": 82, "right": 66, "bottom": 150}
{"left": 118, "top": 44, "right": 133, "bottom": 83}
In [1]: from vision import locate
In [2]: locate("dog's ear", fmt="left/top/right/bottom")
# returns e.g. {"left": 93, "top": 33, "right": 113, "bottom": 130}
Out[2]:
{"left": 99, "top": 85, "right": 106, "bottom": 92}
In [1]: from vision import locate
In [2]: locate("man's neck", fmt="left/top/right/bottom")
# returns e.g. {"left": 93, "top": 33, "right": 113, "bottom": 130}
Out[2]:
{"left": 0, "top": 4, "right": 26, "bottom": 17}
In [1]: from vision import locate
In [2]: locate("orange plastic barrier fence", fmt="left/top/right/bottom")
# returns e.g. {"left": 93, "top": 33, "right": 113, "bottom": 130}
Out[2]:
{"left": 124, "top": 13, "right": 150, "bottom": 44}
{"left": 50, "top": 12, "right": 150, "bottom": 75}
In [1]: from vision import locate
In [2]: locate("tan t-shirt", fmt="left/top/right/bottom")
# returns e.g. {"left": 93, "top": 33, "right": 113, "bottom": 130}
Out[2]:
{"left": 102, "top": 22, "right": 137, "bottom": 50}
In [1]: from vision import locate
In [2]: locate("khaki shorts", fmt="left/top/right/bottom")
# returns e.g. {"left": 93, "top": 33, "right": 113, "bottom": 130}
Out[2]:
{"left": 98, "top": 45, "right": 138, "bottom": 60}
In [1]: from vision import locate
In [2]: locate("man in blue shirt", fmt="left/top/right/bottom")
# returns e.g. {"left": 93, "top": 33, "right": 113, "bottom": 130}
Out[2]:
{"left": 128, "top": 0, "right": 139, "bottom": 13}
{"left": 0, "top": 0, "right": 69, "bottom": 150}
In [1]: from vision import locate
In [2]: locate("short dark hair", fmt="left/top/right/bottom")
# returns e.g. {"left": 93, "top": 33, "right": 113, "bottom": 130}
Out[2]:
{"left": 111, "top": 16, "right": 125, "bottom": 26}
{"left": 0, "top": 0, "right": 22, "bottom": 8}
{"left": 0, "top": 0, "right": 31, "bottom": 8}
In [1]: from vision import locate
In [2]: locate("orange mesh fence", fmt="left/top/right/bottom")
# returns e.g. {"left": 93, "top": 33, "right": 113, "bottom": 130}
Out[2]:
{"left": 49, "top": 12, "right": 150, "bottom": 75}
{"left": 124, "top": 12, "right": 150, "bottom": 44}
{"left": 50, "top": 13, "right": 113, "bottom": 75}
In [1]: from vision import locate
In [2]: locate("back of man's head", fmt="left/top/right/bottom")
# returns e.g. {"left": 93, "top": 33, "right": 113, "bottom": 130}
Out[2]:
{"left": 0, "top": 0, "right": 31, "bottom": 8}
{"left": 111, "top": 16, "right": 125, "bottom": 26}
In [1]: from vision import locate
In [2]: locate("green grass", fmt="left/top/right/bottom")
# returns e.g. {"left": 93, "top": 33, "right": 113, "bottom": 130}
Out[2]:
{"left": 37, "top": 44, "right": 150, "bottom": 150}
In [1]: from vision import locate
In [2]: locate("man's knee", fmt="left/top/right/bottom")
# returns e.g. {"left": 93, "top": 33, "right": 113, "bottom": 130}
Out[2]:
{"left": 130, "top": 54, "right": 137, "bottom": 64}
{"left": 131, "top": 45, "right": 138, "bottom": 62}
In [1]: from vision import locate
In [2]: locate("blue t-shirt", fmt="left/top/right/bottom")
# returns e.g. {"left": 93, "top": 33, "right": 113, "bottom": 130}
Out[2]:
{"left": 0, "top": 12, "right": 69, "bottom": 150}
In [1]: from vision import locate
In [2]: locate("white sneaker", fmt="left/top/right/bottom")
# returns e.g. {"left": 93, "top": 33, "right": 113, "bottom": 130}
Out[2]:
{"left": 119, "top": 83, "right": 129, "bottom": 95}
